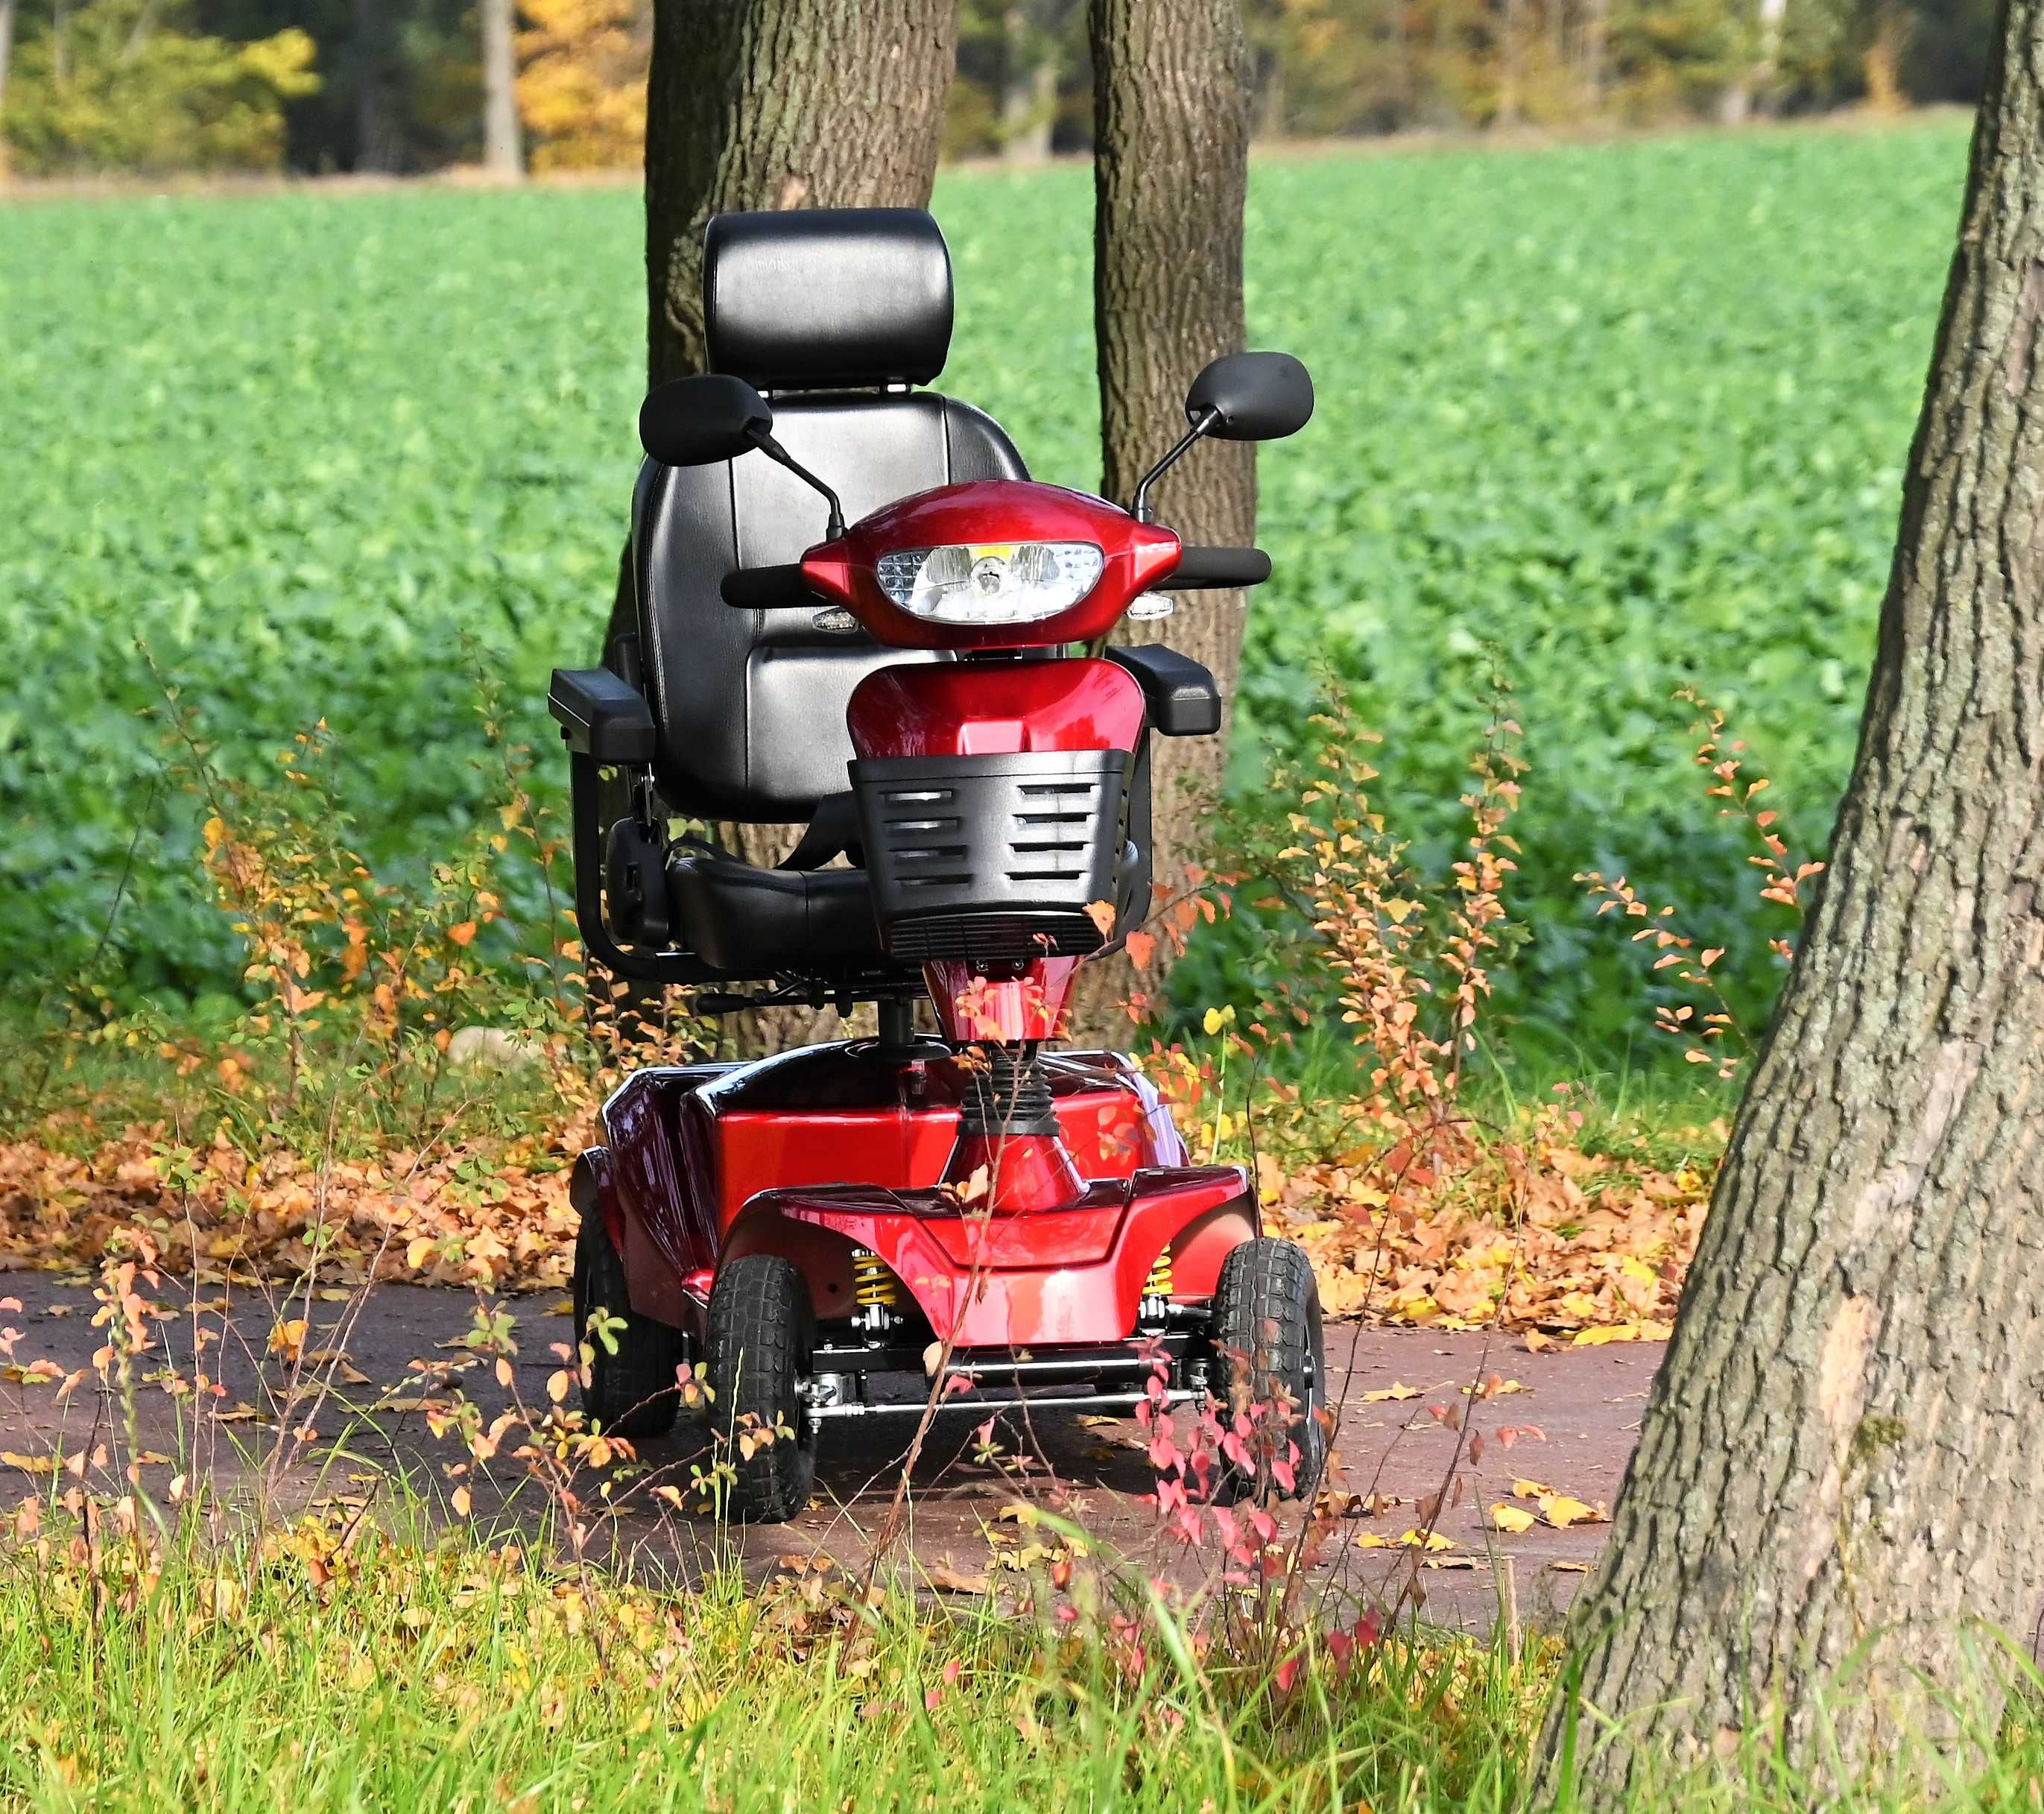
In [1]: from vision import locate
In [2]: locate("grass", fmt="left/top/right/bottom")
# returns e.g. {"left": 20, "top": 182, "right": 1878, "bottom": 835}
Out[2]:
{"left": 4, "top": 1494, "right": 2044, "bottom": 1813}
{"left": 0, "top": 1497, "right": 1551, "bottom": 1813}
{"left": 0, "top": 116, "right": 1976, "bottom": 1060}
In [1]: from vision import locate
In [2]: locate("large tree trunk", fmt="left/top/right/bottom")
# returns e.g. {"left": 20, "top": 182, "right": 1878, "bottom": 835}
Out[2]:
{"left": 643, "top": 0, "right": 956, "bottom": 387}
{"left": 481, "top": 0, "right": 525, "bottom": 177}
{"left": 621, "top": 0, "right": 956, "bottom": 1050}
{"left": 1072, "top": 0, "right": 1253, "bottom": 1039}
{"left": 1542, "top": 1, "right": 2044, "bottom": 1795}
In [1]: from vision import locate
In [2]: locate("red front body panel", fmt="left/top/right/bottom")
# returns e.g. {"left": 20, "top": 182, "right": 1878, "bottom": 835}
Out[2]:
{"left": 846, "top": 658, "right": 1146, "bottom": 759}
{"left": 588, "top": 1046, "right": 1256, "bottom": 1341}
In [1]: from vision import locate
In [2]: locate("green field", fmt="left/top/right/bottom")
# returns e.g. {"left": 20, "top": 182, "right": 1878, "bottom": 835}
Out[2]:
{"left": 0, "top": 121, "right": 1972, "bottom": 1056}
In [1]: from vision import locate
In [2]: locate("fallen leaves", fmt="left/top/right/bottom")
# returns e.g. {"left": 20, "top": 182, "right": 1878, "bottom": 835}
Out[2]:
{"left": 1272, "top": 1128, "right": 1713, "bottom": 1335}
{"left": 0, "top": 1116, "right": 586, "bottom": 1292}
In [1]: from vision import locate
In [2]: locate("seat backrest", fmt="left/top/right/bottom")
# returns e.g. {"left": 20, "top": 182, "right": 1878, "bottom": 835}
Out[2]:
{"left": 631, "top": 208, "right": 1028, "bottom": 826}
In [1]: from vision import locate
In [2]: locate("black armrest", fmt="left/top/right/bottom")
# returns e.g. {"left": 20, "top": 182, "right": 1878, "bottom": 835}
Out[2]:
{"left": 548, "top": 667, "right": 656, "bottom": 765}
{"left": 1106, "top": 645, "right": 1224, "bottom": 737}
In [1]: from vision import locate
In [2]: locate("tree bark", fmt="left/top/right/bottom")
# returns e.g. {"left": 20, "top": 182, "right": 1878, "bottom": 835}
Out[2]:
{"left": 0, "top": 0, "right": 17, "bottom": 144}
{"left": 1001, "top": 4, "right": 1059, "bottom": 162}
{"left": 1073, "top": 0, "right": 1254, "bottom": 1038}
{"left": 622, "top": 0, "right": 956, "bottom": 1051}
{"left": 481, "top": 0, "right": 526, "bottom": 177}
{"left": 1541, "top": 1, "right": 2044, "bottom": 1795}
{"left": 644, "top": 0, "right": 957, "bottom": 388}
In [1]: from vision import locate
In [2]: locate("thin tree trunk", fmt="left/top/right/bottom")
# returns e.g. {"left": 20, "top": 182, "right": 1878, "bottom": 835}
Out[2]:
{"left": 1002, "top": 5, "right": 1058, "bottom": 161}
{"left": 624, "top": 0, "right": 957, "bottom": 1051}
{"left": 1069, "top": 0, "right": 1253, "bottom": 1039}
{"left": 352, "top": 0, "right": 402, "bottom": 172}
{"left": 1540, "top": 0, "right": 2044, "bottom": 1795}
{"left": 0, "top": 0, "right": 16, "bottom": 130}
{"left": 1497, "top": 0, "right": 1524, "bottom": 124}
{"left": 1722, "top": 0, "right": 1788, "bottom": 123}
{"left": 1581, "top": 0, "right": 1607, "bottom": 105}
{"left": 481, "top": 0, "right": 525, "bottom": 178}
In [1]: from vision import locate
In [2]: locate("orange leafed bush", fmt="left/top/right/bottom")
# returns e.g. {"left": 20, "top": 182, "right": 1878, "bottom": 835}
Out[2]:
{"left": 516, "top": 0, "right": 650, "bottom": 171}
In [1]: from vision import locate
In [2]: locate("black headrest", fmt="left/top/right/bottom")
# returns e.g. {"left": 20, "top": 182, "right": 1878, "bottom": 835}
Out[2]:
{"left": 703, "top": 208, "right": 953, "bottom": 393}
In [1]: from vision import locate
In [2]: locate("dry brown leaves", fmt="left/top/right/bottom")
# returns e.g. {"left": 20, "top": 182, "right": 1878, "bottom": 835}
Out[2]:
{"left": 1265, "top": 1133, "right": 1712, "bottom": 1339}
{"left": 0, "top": 1117, "right": 588, "bottom": 1292}
{"left": 4, "top": 1113, "right": 1715, "bottom": 1332}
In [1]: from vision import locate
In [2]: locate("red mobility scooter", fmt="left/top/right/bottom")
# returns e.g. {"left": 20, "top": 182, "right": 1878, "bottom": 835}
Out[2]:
{"left": 548, "top": 208, "right": 1325, "bottom": 1520}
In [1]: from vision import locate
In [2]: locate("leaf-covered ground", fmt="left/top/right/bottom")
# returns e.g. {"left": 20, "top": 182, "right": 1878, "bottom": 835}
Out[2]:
{"left": 0, "top": 1102, "right": 1710, "bottom": 1341}
{"left": 0, "top": 119, "right": 1972, "bottom": 1058}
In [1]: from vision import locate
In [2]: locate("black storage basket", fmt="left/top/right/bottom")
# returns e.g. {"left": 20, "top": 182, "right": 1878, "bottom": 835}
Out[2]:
{"left": 849, "top": 749, "right": 1130, "bottom": 964}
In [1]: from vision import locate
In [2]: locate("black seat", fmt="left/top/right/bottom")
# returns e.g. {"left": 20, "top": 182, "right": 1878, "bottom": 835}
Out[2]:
{"left": 624, "top": 208, "right": 1026, "bottom": 981}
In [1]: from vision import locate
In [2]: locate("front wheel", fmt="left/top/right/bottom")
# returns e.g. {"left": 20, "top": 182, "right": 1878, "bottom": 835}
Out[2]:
{"left": 1209, "top": 1237, "right": 1327, "bottom": 1502}
{"left": 706, "top": 1255, "right": 818, "bottom": 1523}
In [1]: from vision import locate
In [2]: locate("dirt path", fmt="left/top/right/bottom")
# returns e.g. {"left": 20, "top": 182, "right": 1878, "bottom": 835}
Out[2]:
{"left": 0, "top": 1272, "right": 1659, "bottom": 1628}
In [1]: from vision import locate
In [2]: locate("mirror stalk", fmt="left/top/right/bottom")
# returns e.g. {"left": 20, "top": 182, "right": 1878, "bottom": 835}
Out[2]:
{"left": 1130, "top": 408, "right": 1221, "bottom": 523}
{"left": 752, "top": 430, "right": 846, "bottom": 539}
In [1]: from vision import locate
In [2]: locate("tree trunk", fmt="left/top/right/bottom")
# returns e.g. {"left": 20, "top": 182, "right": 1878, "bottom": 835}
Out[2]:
{"left": 1002, "top": 4, "right": 1059, "bottom": 161}
{"left": 1721, "top": 0, "right": 1788, "bottom": 123}
{"left": 625, "top": 0, "right": 956, "bottom": 1051}
{"left": 1497, "top": 0, "right": 1524, "bottom": 124}
{"left": 644, "top": 0, "right": 956, "bottom": 388}
{"left": 0, "top": 0, "right": 16, "bottom": 141}
{"left": 1541, "top": 1, "right": 2044, "bottom": 1795}
{"left": 481, "top": 0, "right": 525, "bottom": 178}
{"left": 1072, "top": 0, "right": 1253, "bottom": 1040}
{"left": 351, "top": 0, "right": 403, "bottom": 173}
{"left": 1581, "top": 0, "right": 1607, "bottom": 106}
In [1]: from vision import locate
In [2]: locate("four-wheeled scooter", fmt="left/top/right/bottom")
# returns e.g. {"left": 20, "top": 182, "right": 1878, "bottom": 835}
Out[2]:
{"left": 548, "top": 206, "right": 1325, "bottom": 1520}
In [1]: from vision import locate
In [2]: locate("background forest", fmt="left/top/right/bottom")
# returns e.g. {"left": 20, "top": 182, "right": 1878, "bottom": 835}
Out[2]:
{"left": 0, "top": 0, "right": 2003, "bottom": 178}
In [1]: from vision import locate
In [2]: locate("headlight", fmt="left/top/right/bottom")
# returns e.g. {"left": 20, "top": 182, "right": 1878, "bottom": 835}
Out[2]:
{"left": 875, "top": 542, "right": 1104, "bottom": 624}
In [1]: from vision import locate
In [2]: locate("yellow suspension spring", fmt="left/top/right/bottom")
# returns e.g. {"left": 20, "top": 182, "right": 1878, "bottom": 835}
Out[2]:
{"left": 1144, "top": 1249, "right": 1174, "bottom": 1299}
{"left": 852, "top": 1248, "right": 903, "bottom": 1309}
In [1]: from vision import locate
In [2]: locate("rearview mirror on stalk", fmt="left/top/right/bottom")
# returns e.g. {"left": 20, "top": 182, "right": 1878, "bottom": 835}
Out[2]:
{"left": 638, "top": 372, "right": 847, "bottom": 538}
{"left": 1184, "top": 352, "right": 1315, "bottom": 443}
{"left": 638, "top": 373, "right": 774, "bottom": 467}
{"left": 1129, "top": 350, "right": 1314, "bottom": 522}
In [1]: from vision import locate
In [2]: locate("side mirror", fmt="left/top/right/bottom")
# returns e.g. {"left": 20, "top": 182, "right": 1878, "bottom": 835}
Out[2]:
{"left": 1185, "top": 352, "right": 1314, "bottom": 442}
{"left": 638, "top": 373, "right": 773, "bottom": 467}
{"left": 1128, "top": 350, "right": 1315, "bottom": 522}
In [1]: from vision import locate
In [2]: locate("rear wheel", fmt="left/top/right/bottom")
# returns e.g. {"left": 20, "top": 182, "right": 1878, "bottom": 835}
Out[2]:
{"left": 707, "top": 1255, "right": 818, "bottom": 1523}
{"left": 1209, "top": 1236, "right": 1327, "bottom": 1502}
{"left": 572, "top": 1207, "right": 687, "bottom": 1439}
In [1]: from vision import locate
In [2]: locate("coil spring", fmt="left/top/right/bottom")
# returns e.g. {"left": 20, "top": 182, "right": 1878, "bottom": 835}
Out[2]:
{"left": 1145, "top": 1250, "right": 1174, "bottom": 1299}
{"left": 852, "top": 1249, "right": 902, "bottom": 1309}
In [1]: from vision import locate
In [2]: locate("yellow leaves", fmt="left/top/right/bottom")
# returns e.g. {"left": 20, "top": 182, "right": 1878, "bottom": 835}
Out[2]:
{"left": 1570, "top": 1320, "right": 1672, "bottom": 1347}
{"left": 1359, "top": 1382, "right": 1422, "bottom": 1403}
{"left": 268, "top": 1318, "right": 308, "bottom": 1363}
{"left": 1201, "top": 1005, "right": 1236, "bottom": 1036}
{"left": 1357, "top": 1528, "right": 1457, "bottom": 1552}
{"left": 1496, "top": 1479, "right": 1610, "bottom": 1530}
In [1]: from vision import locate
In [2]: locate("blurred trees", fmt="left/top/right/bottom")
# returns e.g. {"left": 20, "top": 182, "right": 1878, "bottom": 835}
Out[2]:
{"left": 0, "top": 0, "right": 2005, "bottom": 177}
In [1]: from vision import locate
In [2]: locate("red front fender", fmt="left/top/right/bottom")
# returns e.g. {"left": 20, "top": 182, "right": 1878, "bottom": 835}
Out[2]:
{"left": 724, "top": 1165, "right": 1256, "bottom": 1347}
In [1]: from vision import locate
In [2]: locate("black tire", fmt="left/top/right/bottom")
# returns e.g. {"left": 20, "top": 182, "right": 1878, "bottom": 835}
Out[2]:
{"left": 572, "top": 1206, "right": 687, "bottom": 1439}
{"left": 1209, "top": 1237, "right": 1328, "bottom": 1503}
{"left": 706, "top": 1254, "right": 817, "bottom": 1523}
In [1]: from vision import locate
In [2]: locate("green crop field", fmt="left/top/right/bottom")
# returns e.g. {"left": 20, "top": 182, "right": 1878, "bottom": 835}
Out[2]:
{"left": 0, "top": 119, "right": 1972, "bottom": 1059}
